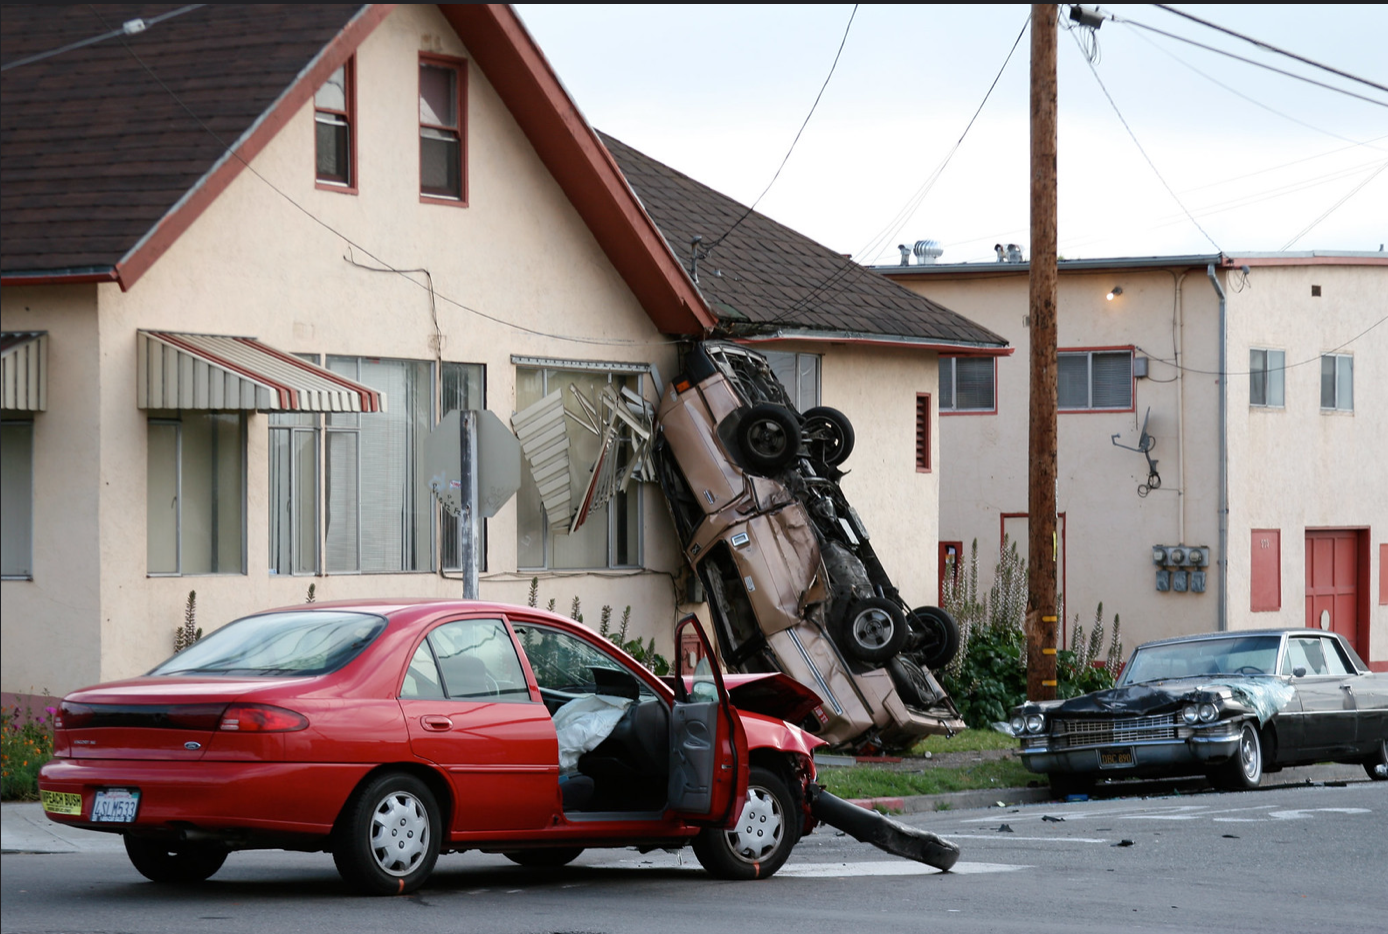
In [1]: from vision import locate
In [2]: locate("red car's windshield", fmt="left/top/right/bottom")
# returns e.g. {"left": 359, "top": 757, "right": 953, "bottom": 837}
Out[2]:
{"left": 150, "top": 610, "right": 387, "bottom": 677}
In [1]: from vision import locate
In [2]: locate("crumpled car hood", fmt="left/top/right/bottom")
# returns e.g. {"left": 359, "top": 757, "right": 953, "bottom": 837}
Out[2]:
{"left": 1037, "top": 677, "right": 1296, "bottom": 725}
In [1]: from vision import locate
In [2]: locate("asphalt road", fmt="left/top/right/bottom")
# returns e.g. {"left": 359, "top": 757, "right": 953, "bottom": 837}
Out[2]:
{"left": 3, "top": 781, "right": 1385, "bottom": 934}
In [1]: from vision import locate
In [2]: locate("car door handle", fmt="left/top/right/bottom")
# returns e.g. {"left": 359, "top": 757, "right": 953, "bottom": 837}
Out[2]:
{"left": 421, "top": 716, "right": 453, "bottom": 731}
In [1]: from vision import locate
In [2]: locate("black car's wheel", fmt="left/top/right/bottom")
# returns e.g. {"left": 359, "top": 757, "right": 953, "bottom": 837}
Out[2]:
{"left": 1365, "top": 738, "right": 1388, "bottom": 781}
{"left": 886, "top": 655, "right": 939, "bottom": 709}
{"left": 736, "top": 403, "right": 800, "bottom": 474}
{"left": 1209, "top": 722, "right": 1263, "bottom": 791}
{"left": 1048, "top": 772, "right": 1095, "bottom": 799}
{"left": 802, "top": 406, "right": 855, "bottom": 467}
{"left": 909, "top": 606, "right": 960, "bottom": 670}
{"left": 836, "top": 597, "right": 909, "bottom": 664}
{"left": 692, "top": 766, "right": 799, "bottom": 880}
{"left": 503, "top": 847, "right": 584, "bottom": 867}
{"left": 333, "top": 772, "right": 441, "bottom": 896}
{"left": 124, "top": 836, "right": 228, "bottom": 884}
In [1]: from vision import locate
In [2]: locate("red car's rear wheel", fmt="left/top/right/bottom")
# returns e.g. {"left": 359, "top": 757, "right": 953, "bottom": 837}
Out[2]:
{"left": 334, "top": 772, "right": 441, "bottom": 895}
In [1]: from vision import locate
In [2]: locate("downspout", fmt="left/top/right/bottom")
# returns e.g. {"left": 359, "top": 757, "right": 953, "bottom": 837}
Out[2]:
{"left": 1206, "top": 264, "right": 1227, "bottom": 631}
{"left": 1166, "top": 269, "right": 1191, "bottom": 545}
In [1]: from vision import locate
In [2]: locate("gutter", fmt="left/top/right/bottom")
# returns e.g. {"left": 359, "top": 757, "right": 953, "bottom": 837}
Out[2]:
{"left": 731, "top": 328, "right": 1012, "bottom": 357}
{"left": 1206, "top": 264, "right": 1228, "bottom": 632}
{"left": 1, "top": 267, "right": 119, "bottom": 287}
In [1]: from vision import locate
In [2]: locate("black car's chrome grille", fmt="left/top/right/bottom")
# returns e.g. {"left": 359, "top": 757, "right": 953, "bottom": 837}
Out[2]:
{"left": 1052, "top": 714, "right": 1178, "bottom": 748}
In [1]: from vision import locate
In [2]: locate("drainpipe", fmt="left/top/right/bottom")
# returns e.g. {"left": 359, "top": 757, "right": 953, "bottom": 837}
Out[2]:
{"left": 1206, "top": 264, "right": 1227, "bottom": 631}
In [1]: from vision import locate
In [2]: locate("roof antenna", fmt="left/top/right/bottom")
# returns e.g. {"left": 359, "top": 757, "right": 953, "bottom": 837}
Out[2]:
{"left": 689, "top": 235, "right": 705, "bottom": 283}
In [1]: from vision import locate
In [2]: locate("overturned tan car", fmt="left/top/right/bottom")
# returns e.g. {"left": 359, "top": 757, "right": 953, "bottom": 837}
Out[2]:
{"left": 654, "top": 342, "right": 964, "bottom": 751}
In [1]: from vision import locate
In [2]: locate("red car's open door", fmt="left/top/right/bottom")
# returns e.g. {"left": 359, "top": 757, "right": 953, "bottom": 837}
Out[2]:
{"left": 668, "top": 615, "right": 748, "bottom": 825}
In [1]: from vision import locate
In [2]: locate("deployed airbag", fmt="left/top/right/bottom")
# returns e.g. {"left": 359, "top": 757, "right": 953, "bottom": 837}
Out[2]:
{"left": 554, "top": 693, "right": 634, "bottom": 771}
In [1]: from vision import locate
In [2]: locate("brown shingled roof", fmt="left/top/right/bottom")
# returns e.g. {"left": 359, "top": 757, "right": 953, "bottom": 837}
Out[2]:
{"left": 1, "top": 4, "right": 364, "bottom": 274}
{"left": 600, "top": 132, "right": 1006, "bottom": 349}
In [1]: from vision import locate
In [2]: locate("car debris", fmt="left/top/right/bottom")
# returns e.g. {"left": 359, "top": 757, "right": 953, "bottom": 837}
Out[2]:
{"left": 807, "top": 786, "right": 960, "bottom": 871}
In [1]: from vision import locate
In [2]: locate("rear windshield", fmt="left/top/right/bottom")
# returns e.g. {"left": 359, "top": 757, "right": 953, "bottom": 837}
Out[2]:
{"left": 150, "top": 611, "right": 387, "bottom": 677}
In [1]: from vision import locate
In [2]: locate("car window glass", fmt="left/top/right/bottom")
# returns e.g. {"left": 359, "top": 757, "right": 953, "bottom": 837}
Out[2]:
{"left": 1319, "top": 638, "right": 1352, "bottom": 676}
{"left": 400, "top": 640, "right": 445, "bottom": 699}
{"left": 1287, "top": 637, "right": 1329, "bottom": 676}
{"left": 513, "top": 623, "right": 655, "bottom": 700}
{"left": 428, "top": 618, "right": 531, "bottom": 702}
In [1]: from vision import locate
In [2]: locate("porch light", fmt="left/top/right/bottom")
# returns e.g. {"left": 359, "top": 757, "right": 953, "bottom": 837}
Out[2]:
{"left": 1106, "top": 286, "right": 1123, "bottom": 301}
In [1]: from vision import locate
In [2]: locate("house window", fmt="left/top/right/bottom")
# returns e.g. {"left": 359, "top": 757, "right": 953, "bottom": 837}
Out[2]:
{"left": 419, "top": 56, "right": 466, "bottom": 202}
{"left": 1320, "top": 354, "right": 1353, "bottom": 411}
{"left": 516, "top": 365, "right": 642, "bottom": 570}
{"left": 147, "top": 413, "right": 246, "bottom": 576}
{"left": 314, "top": 59, "right": 354, "bottom": 188}
{"left": 940, "top": 356, "right": 996, "bottom": 412}
{"left": 1058, "top": 349, "right": 1133, "bottom": 411}
{"left": 1249, "top": 349, "right": 1285, "bottom": 407}
{"left": 915, "top": 393, "right": 931, "bottom": 472}
{"left": 1, "top": 419, "right": 34, "bottom": 579}
{"left": 759, "top": 350, "right": 821, "bottom": 411}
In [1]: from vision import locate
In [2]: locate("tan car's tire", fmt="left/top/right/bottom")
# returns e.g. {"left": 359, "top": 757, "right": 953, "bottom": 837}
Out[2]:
{"left": 736, "top": 403, "right": 800, "bottom": 474}
{"left": 803, "top": 406, "right": 855, "bottom": 467}
{"left": 837, "top": 598, "right": 909, "bottom": 664}
{"left": 909, "top": 606, "right": 960, "bottom": 670}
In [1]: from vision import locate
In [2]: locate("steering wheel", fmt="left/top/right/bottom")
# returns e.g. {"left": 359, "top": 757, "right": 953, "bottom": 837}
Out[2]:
{"left": 485, "top": 672, "right": 500, "bottom": 696}
{"left": 1234, "top": 665, "right": 1263, "bottom": 675}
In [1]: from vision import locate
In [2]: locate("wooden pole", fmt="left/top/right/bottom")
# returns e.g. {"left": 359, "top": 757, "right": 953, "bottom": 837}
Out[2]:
{"left": 1027, "top": 3, "right": 1059, "bottom": 701}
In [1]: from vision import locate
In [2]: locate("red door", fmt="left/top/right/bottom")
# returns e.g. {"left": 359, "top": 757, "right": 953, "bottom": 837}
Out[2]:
{"left": 1305, "top": 531, "right": 1358, "bottom": 649}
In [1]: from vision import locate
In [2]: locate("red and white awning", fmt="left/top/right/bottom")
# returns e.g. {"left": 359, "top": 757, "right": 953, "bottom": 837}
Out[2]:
{"left": 137, "top": 331, "right": 384, "bottom": 412}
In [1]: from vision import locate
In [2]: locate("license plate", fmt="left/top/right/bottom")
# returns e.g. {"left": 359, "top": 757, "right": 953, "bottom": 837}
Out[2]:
{"left": 91, "top": 788, "right": 141, "bottom": 823}
{"left": 1098, "top": 748, "right": 1135, "bottom": 768}
{"left": 41, "top": 790, "right": 83, "bottom": 816}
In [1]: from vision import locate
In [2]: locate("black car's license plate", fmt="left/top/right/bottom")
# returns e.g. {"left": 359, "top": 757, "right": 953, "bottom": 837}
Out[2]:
{"left": 1098, "top": 748, "right": 1135, "bottom": 768}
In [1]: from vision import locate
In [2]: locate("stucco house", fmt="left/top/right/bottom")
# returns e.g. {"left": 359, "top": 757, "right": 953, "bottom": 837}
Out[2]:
{"left": 1, "top": 4, "right": 1005, "bottom": 702}
{"left": 878, "top": 251, "right": 1387, "bottom": 670}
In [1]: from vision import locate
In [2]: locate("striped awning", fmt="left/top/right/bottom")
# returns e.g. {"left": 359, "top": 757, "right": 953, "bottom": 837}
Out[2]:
{"left": 137, "top": 331, "right": 384, "bottom": 413}
{"left": 1, "top": 331, "right": 47, "bottom": 411}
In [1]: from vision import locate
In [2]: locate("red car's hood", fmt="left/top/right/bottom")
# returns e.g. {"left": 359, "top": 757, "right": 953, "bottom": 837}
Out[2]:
{"left": 668, "top": 671, "right": 824, "bottom": 727}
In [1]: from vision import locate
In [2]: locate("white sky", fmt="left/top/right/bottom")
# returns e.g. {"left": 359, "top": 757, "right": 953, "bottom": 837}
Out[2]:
{"left": 514, "top": 4, "right": 1388, "bottom": 265}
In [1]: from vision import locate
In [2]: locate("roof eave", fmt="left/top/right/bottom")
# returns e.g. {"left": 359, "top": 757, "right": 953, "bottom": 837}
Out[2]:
{"left": 0, "top": 267, "right": 120, "bottom": 287}
{"left": 731, "top": 328, "right": 1012, "bottom": 357}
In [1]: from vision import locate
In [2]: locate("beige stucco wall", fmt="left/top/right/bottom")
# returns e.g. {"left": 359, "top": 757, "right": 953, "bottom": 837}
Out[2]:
{"left": 1223, "top": 264, "right": 1386, "bottom": 662}
{"left": 2, "top": 5, "right": 687, "bottom": 695}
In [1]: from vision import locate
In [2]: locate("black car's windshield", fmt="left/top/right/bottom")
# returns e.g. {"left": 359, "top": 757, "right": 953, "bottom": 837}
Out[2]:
{"left": 150, "top": 611, "right": 386, "bottom": 677}
{"left": 1119, "top": 635, "right": 1282, "bottom": 685}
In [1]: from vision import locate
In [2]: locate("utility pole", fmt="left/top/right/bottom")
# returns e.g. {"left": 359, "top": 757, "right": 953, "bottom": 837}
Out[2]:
{"left": 1026, "top": 3, "right": 1059, "bottom": 701}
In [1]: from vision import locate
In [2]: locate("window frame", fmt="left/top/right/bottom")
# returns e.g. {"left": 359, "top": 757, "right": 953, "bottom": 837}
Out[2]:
{"left": 915, "top": 393, "right": 931, "bottom": 473}
{"left": 1, "top": 418, "right": 34, "bottom": 580}
{"left": 1249, "top": 347, "right": 1285, "bottom": 409}
{"left": 1057, "top": 346, "right": 1136, "bottom": 413}
{"left": 418, "top": 53, "right": 468, "bottom": 206}
{"left": 939, "top": 355, "right": 998, "bottom": 415}
{"left": 314, "top": 56, "right": 357, "bottom": 193}
{"left": 269, "top": 414, "right": 321, "bottom": 577}
{"left": 1320, "top": 353, "right": 1353, "bottom": 412}
{"left": 757, "top": 349, "right": 821, "bottom": 411}
{"left": 147, "top": 412, "right": 248, "bottom": 578}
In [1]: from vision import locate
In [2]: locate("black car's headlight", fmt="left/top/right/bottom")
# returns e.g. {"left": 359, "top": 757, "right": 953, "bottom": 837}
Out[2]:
{"left": 1026, "top": 714, "right": 1045, "bottom": 734}
{"left": 1182, "top": 705, "right": 1199, "bottom": 724}
{"left": 1010, "top": 715, "right": 1027, "bottom": 736}
{"left": 1199, "top": 703, "right": 1218, "bottom": 722}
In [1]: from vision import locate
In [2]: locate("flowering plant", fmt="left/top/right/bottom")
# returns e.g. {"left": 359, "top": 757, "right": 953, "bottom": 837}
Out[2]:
{"left": 1, "top": 698, "right": 56, "bottom": 800}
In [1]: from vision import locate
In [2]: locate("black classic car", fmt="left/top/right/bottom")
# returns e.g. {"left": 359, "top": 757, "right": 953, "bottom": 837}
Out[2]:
{"left": 1010, "top": 629, "right": 1388, "bottom": 796}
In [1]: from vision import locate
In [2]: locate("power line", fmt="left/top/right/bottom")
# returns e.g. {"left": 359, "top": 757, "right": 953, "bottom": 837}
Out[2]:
{"left": 703, "top": 4, "right": 858, "bottom": 255}
{"left": 1136, "top": 314, "right": 1387, "bottom": 378}
{"left": 87, "top": 9, "right": 681, "bottom": 348}
{"left": 1281, "top": 160, "right": 1388, "bottom": 250}
{"left": 1068, "top": 27, "right": 1223, "bottom": 252}
{"left": 1153, "top": 4, "right": 1388, "bottom": 95}
{"left": 0, "top": 5, "right": 204, "bottom": 72}
{"left": 1110, "top": 13, "right": 1388, "bottom": 109}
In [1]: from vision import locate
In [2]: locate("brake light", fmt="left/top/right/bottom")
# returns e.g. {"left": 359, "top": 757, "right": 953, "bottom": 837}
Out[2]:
{"left": 56, "top": 702, "right": 94, "bottom": 729}
{"left": 218, "top": 704, "right": 309, "bottom": 732}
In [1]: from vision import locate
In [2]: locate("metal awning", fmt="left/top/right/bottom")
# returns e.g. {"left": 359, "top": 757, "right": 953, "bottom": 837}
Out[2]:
{"left": 1, "top": 331, "right": 47, "bottom": 411}
{"left": 137, "top": 331, "right": 385, "bottom": 412}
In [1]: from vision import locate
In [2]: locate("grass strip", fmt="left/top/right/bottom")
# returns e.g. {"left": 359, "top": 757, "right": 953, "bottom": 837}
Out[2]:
{"left": 818, "top": 758, "right": 1032, "bottom": 801}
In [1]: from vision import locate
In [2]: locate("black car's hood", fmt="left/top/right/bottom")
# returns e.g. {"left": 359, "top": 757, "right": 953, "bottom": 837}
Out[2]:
{"left": 1028, "top": 676, "right": 1295, "bottom": 724}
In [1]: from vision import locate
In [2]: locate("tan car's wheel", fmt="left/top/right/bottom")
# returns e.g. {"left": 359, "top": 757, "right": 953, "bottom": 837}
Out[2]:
{"left": 736, "top": 403, "right": 800, "bottom": 474}
{"left": 837, "top": 598, "right": 909, "bottom": 664}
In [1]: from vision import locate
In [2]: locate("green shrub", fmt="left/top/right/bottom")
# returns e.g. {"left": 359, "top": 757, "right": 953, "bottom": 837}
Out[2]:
{"left": 2, "top": 699, "right": 56, "bottom": 801}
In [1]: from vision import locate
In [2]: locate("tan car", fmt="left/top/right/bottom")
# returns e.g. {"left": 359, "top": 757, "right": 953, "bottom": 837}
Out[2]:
{"left": 653, "top": 342, "right": 964, "bottom": 751}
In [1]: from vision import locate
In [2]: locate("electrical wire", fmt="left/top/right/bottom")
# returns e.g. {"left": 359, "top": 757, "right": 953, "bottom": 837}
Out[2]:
{"left": 1136, "top": 314, "right": 1386, "bottom": 377}
{"left": 1110, "top": 13, "right": 1388, "bottom": 109}
{"left": 87, "top": 7, "right": 684, "bottom": 348}
{"left": 1068, "top": 27, "right": 1223, "bottom": 252}
{"left": 1280, "top": 160, "right": 1388, "bottom": 250}
{"left": 1152, "top": 4, "right": 1388, "bottom": 95}
{"left": 702, "top": 4, "right": 858, "bottom": 256}
{"left": 0, "top": 4, "right": 204, "bottom": 71}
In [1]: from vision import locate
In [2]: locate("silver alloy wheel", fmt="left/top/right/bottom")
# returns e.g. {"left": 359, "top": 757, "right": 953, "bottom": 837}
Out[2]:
{"left": 852, "top": 606, "right": 895, "bottom": 650}
{"left": 725, "top": 784, "right": 785, "bottom": 864}
{"left": 369, "top": 791, "right": 431, "bottom": 877}
{"left": 1237, "top": 723, "right": 1262, "bottom": 783}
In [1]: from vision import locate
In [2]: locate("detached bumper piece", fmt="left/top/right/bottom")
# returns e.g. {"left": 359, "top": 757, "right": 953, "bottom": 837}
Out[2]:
{"left": 807, "top": 786, "right": 960, "bottom": 871}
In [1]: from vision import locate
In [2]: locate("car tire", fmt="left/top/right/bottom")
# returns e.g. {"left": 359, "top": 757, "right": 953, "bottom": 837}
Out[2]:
{"left": 909, "top": 606, "right": 960, "bottom": 670}
{"left": 1364, "top": 738, "right": 1388, "bottom": 782}
{"left": 333, "top": 772, "right": 441, "bottom": 896}
{"left": 802, "top": 406, "right": 855, "bottom": 467}
{"left": 123, "top": 836, "right": 228, "bottom": 884}
{"left": 886, "top": 655, "right": 939, "bottom": 709}
{"left": 1048, "top": 773, "right": 1095, "bottom": 799}
{"left": 736, "top": 403, "right": 800, "bottom": 474}
{"left": 1209, "top": 722, "right": 1263, "bottom": 791}
{"left": 692, "top": 766, "right": 799, "bottom": 880}
{"left": 502, "top": 847, "right": 585, "bottom": 867}
{"left": 836, "top": 598, "right": 910, "bottom": 664}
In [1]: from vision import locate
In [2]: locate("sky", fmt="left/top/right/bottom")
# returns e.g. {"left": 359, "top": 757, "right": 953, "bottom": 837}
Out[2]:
{"left": 514, "top": 4, "right": 1388, "bottom": 265}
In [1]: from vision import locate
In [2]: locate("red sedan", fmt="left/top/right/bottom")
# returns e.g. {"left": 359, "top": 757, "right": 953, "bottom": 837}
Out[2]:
{"left": 38, "top": 601, "right": 823, "bottom": 894}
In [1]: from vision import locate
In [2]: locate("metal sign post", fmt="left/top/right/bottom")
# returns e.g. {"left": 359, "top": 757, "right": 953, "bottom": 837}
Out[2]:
{"left": 458, "top": 410, "right": 480, "bottom": 600}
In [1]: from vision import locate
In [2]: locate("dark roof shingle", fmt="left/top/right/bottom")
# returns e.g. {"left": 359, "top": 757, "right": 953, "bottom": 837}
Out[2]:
{"left": 600, "top": 132, "right": 1005, "bottom": 348}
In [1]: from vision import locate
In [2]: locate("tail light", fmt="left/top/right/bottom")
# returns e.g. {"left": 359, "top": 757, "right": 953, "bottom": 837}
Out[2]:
{"left": 218, "top": 704, "right": 309, "bottom": 732}
{"left": 56, "top": 702, "right": 93, "bottom": 729}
